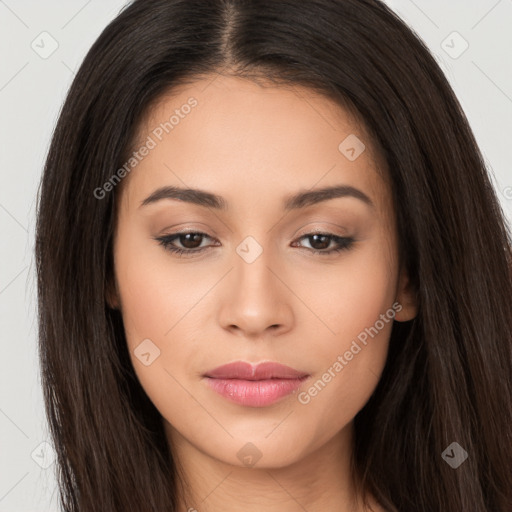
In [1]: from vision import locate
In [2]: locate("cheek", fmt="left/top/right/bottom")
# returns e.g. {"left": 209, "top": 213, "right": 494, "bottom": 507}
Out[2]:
{"left": 112, "top": 227, "right": 210, "bottom": 412}
{"left": 301, "top": 236, "right": 396, "bottom": 352}
{"left": 295, "top": 252, "right": 396, "bottom": 438}
{"left": 113, "top": 225, "right": 202, "bottom": 342}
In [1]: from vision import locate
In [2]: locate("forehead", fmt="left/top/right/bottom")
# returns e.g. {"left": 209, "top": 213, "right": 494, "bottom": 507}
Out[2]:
{"left": 119, "top": 74, "right": 391, "bottom": 216}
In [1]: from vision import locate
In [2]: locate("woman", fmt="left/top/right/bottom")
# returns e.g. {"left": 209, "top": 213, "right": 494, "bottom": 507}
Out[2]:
{"left": 35, "top": 0, "right": 512, "bottom": 510}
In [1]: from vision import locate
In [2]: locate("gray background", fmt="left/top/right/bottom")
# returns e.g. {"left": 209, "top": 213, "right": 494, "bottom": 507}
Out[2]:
{"left": 1, "top": 1, "right": 511, "bottom": 510}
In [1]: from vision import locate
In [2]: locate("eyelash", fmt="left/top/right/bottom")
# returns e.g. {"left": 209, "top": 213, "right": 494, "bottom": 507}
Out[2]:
{"left": 154, "top": 231, "right": 355, "bottom": 258}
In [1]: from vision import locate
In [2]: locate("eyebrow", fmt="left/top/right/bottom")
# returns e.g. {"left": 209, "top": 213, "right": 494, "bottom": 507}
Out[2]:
{"left": 140, "top": 184, "right": 374, "bottom": 211}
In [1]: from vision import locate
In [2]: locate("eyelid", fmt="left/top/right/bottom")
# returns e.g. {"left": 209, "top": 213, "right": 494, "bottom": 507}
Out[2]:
{"left": 160, "top": 226, "right": 349, "bottom": 245}
{"left": 294, "top": 226, "right": 348, "bottom": 238}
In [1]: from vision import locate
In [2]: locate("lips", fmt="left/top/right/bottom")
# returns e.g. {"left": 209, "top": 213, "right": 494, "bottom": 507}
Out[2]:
{"left": 203, "top": 360, "right": 309, "bottom": 380}
{"left": 203, "top": 361, "right": 310, "bottom": 407}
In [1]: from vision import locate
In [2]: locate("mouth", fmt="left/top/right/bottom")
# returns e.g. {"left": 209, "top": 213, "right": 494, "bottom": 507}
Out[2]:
{"left": 202, "top": 360, "right": 310, "bottom": 407}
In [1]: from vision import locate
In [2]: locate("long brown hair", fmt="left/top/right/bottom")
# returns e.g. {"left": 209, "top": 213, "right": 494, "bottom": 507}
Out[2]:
{"left": 35, "top": 0, "right": 512, "bottom": 510}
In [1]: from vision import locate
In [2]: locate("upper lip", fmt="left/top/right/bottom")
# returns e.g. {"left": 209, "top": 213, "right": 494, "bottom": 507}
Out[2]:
{"left": 204, "top": 361, "right": 309, "bottom": 380}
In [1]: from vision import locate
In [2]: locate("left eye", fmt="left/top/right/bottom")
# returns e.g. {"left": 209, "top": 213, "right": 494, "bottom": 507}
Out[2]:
{"left": 292, "top": 233, "right": 354, "bottom": 254}
{"left": 154, "top": 231, "right": 354, "bottom": 258}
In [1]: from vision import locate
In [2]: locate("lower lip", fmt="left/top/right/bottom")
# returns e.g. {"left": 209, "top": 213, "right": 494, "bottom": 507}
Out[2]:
{"left": 204, "top": 377, "right": 309, "bottom": 407}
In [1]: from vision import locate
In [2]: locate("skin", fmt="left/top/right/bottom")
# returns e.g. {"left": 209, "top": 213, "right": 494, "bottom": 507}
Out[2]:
{"left": 109, "top": 73, "right": 417, "bottom": 512}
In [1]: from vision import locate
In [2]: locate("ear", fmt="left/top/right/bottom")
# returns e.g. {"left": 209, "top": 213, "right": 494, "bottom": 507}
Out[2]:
{"left": 105, "top": 275, "right": 120, "bottom": 310}
{"left": 394, "top": 266, "right": 417, "bottom": 322}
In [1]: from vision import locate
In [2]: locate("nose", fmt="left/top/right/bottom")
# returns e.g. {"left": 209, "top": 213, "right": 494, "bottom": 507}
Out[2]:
{"left": 217, "top": 246, "right": 294, "bottom": 339}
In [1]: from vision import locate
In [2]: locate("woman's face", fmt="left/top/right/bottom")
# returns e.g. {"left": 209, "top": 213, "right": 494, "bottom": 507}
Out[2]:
{"left": 110, "top": 74, "right": 416, "bottom": 469}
